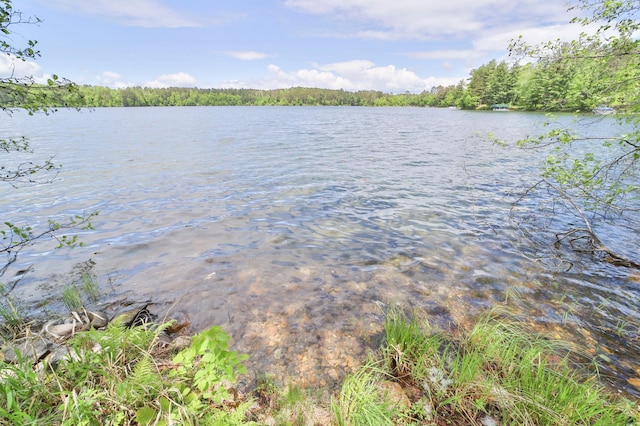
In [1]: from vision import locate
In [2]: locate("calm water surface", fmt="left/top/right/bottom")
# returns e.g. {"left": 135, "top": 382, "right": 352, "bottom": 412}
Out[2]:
{"left": 2, "top": 107, "right": 639, "bottom": 394}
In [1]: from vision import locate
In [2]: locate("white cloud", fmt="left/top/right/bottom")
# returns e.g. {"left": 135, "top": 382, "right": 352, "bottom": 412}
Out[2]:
{"left": 0, "top": 55, "right": 58, "bottom": 85}
{"left": 402, "top": 21, "right": 592, "bottom": 68}
{"left": 404, "top": 50, "right": 477, "bottom": 60}
{"left": 49, "top": 0, "right": 201, "bottom": 27}
{"left": 144, "top": 72, "right": 198, "bottom": 88}
{"left": 353, "top": 30, "right": 404, "bottom": 41}
{"left": 0, "top": 55, "right": 44, "bottom": 80}
{"left": 316, "top": 59, "right": 375, "bottom": 75}
{"left": 223, "top": 51, "right": 272, "bottom": 61}
{"left": 283, "top": 0, "right": 572, "bottom": 39}
{"left": 472, "top": 23, "right": 591, "bottom": 54}
{"left": 95, "top": 71, "right": 131, "bottom": 89}
{"left": 221, "top": 60, "right": 461, "bottom": 93}
{"left": 442, "top": 61, "right": 454, "bottom": 71}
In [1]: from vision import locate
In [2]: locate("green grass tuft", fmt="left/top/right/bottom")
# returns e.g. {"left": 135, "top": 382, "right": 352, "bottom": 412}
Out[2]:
{"left": 336, "top": 309, "right": 640, "bottom": 425}
{"left": 61, "top": 285, "right": 83, "bottom": 312}
{"left": 332, "top": 362, "right": 396, "bottom": 426}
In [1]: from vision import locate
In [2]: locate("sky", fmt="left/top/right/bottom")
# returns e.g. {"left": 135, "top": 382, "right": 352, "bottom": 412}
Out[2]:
{"left": 3, "top": 0, "right": 587, "bottom": 93}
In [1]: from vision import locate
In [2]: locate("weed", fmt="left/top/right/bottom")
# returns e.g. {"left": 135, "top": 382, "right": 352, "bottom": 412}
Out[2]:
{"left": 0, "top": 321, "right": 254, "bottom": 425}
{"left": 60, "top": 272, "right": 101, "bottom": 314}
{"left": 1, "top": 307, "right": 638, "bottom": 425}
{"left": 0, "top": 292, "right": 25, "bottom": 335}
{"left": 80, "top": 273, "right": 99, "bottom": 303}
{"left": 332, "top": 363, "right": 395, "bottom": 426}
{"left": 61, "top": 285, "right": 82, "bottom": 312}
{"left": 171, "top": 325, "right": 249, "bottom": 406}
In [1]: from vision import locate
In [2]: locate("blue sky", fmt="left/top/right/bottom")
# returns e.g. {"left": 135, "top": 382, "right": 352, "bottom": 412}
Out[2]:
{"left": 4, "top": 0, "right": 585, "bottom": 93}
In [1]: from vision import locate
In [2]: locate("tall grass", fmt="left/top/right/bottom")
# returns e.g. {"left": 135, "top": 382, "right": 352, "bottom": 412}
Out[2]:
{"left": 336, "top": 307, "right": 640, "bottom": 425}
{"left": 331, "top": 363, "right": 395, "bottom": 426}
{"left": 61, "top": 273, "right": 101, "bottom": 313}
{"left": 0, "top": 292, "right": 25, "bottom": 336}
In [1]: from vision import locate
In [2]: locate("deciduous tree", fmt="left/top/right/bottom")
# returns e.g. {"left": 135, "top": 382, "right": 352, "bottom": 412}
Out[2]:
{"left": 509, "top": 0, "right": 640, "bottom": 269}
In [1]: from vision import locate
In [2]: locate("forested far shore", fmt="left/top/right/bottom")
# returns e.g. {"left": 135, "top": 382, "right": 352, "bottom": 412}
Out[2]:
{"left": 3, "top": 50, "right": 638, "bottom": 112}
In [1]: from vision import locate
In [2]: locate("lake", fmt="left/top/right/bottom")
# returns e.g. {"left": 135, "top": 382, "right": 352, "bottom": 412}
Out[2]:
{"left": 2, "top": 106, "right": 639, "bottom": 394}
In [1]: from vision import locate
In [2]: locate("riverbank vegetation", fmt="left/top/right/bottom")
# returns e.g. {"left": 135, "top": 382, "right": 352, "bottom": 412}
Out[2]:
{"left": 1, "top": 307, "right": 638, "bottom": 425}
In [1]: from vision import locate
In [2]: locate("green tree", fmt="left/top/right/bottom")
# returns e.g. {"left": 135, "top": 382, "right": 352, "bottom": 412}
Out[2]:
{"left": 509, "top": 0, "right": 640, "bottom": 268}
{"left": 468, "top": 60, "right": 519, "bottom": 107}
{"left": 1, "top": 0, "right": 95, "bottom": 283}
{"left": 468, "top": 59, "right": 496, "bottom": 105}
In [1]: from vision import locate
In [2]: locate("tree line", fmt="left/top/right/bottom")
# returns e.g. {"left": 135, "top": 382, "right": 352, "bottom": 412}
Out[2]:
{"left": 1, "top": 44, "right": 635, "bottom": 112}
{"left": 3, "top": 40, "right": 635, "bottom": 112}
{"left": 72, "top": 85, "right": 463, "bottom": 108}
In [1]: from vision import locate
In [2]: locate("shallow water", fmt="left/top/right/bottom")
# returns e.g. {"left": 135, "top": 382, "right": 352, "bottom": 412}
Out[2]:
{"left": 2, "top": 107, "right": 639, "bottom": 395}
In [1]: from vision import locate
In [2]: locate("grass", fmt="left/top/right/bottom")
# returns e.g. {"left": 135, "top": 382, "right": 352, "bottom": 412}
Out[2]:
{"left": 61, "top": 273, "right": 101, "bottom": 313}
{"left": 0, "top": 307, "right": 638, "bottom": 425}
{"left": 0, "top": 291, "right": 25, "bottom": 336}
{"left": 357, "top": 308, "right": 640, "bottom": 425}
{"left": 331, "top": 364, "right": 396, "bottom": 426}
{"left": 61, "top": 285, "right": 83, "bottom": 312}
{"left": 1, "top": 319, "right": 254, "bottom": 425}
{"left": 0, "top": 272, "right": 101, "bottom": 338}
{"left": 80, "top": 273, "right": 100, "bottom": 303}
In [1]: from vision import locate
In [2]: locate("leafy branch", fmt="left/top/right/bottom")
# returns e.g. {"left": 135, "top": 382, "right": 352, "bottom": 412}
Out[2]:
{"left": 505, "top": 0, "right": 640, "bottom": 269}
{"left": 0, "top": 0, "right": 41, "bottom": 61}
{"left": 511, "top": 123, "right": 640, "bottom": 269}
{"left": 543, "top": 178, "right": 639, "bottom": 268}
{"left": 1, "top": 0, "right": 94, "bottom": 288}
{"left": 0, "top": 212, "right": 98, "bottom": 286}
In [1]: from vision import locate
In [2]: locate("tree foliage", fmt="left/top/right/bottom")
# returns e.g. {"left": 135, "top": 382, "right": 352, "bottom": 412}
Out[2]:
{"left": 69, "top": 85, "right": 471, "bottom": 108}
{"left": 508, "top": 0, "right": 640, "bottom": 269}
{"left": 468, "top": 60, "right": 519, "bottom": 106}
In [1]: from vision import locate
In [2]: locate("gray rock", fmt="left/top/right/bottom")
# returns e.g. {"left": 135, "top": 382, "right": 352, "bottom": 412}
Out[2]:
{"left": 3, "top": 337, "right": 52, "bottom": 364}
{"left": 170, "top": 335, "right": 192, "bottom": 351}
{"left": 43, "top": 345, "right": 80, "bottom": 371}
{"left": 480, "top": 415, "right": 500, "bottom": 426}
{"left": 44, "top": 319, "right": 88, "bottom": 340}
{"left": 86, "top": 310, "right": 108, "bottom": 329}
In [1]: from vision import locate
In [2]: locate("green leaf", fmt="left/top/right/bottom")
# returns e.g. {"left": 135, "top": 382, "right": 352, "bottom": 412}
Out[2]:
{"left": 159, "top": 397, "right": 170, "bottom": 412}
{"left": 135, "top": 406, "right": 157, "bottom": 425}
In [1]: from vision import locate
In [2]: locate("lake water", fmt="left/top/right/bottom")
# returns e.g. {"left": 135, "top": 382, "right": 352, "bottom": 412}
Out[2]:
{"left": 2, "top": 106, "right": 639, "bottom": 395}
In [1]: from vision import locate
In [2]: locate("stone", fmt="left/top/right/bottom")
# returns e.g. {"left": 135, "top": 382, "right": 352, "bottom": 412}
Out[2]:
{"left": 44, "top": 345, "right": 80, "bottom": 371}
{"left": 273, "top": 348, "right": 282, "bottom": 360}
{"left": 170, "top": 335, "right": 192, "bottom": 351}
{"left": 86, "top": 310, "right": 109, "bottom": 328}
{"left": 4, "top": 337, "right": 52, "bottom": 364}
{"left": 480, "top": 415, "right": 500, "bottom": 426}
{"left": 379, "top": 381, "right": 411, "bottom": 410}
{"left": 112, "top": 304, "right": 154, "bottom": 327}
{"left": 45, "top": 322, "right": 86, "bottom": 340}
{"left": 627, "top": 377, "right": 640, "bottom": 389}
